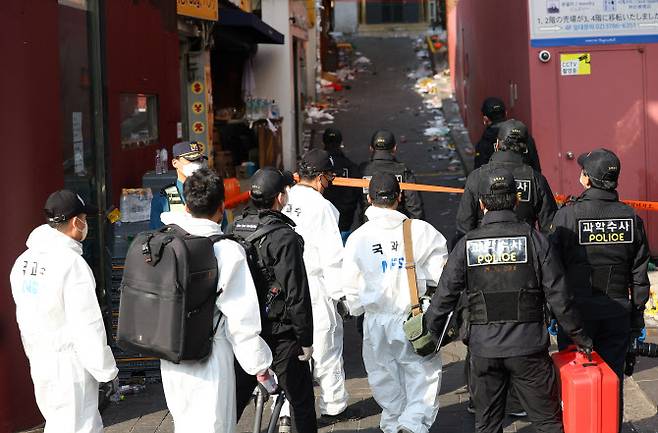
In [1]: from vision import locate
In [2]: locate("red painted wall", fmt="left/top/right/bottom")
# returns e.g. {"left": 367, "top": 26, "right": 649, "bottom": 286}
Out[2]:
{"left": 450, "top": 0, "right": 532, "bottom": 143}
{"left": 104, "top": 0, "right": 180, "bottom": 205}
{"left": 0, "top": 1, "right": 62, "bottom": 430}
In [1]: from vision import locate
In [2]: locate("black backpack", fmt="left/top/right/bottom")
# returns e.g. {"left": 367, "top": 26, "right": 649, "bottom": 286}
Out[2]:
{"left": 229, "top": 224, "right": 288, "bottom": 323}
{"left": 117, "top": 224, "right": 227, "bottom": 363}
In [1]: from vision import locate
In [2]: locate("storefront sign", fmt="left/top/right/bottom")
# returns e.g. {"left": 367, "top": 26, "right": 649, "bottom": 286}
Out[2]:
{"left": 177, "top": 0, "right": 218, "bottom": 22}
{"left": 192, "top": 121, "right": 205, "bottom": 134}
{"left": 192, "top": 102, "right": 205, "bottom": 114}
{"left": 529, "top": 0, "right": 658, "bottom": 47}
{"left": 191, "top": 81, "right": 204, "bottom": 94}
{"left": 560, "top": 53, "right": 591, "bottom": 76}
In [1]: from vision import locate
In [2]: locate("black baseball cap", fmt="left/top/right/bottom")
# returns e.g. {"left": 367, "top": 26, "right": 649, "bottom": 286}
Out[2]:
{"left": 281, "top": 170, "right": 296, "bottom": 188}
{"left": 370, "top": 130, "right": 396, "bottom": 150}
{"left": 479, "top": 167, "right": 517, "bottom": 196}
{"left": 173, "top": 141, "right": 205, "bottom": 161}
{"left": 323, "top": 128, "right": 343, "bottom": 148}
{"left": 368, "top": 172, "right": 401, "bottom": 200}
{"left": 44, "top": 190, "right": 97, "bottom": 223}
{"left": 481, "top": 97, "right": 506, "bottom": 121}
{"left": 300, "top": 149, "right": 334, "bottom": 173}
{"left": 577, "top": 148, "right": 620, "bottom": 190}
{"left": 497, "top": 119, "right": 528, "bottom": 143}
{"left": 250, "top": 168, "right": 286, "bottom": 200}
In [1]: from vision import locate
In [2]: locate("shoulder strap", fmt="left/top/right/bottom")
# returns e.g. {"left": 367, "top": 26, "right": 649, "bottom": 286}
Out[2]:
{"left": 403, "top": 219, "right": 421, "bottom": 317}
{"left": 245, "top": 224, "right": 288, "bottom": 244}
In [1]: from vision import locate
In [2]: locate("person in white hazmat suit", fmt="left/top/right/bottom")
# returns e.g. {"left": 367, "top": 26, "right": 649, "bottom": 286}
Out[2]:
{"left": 10, "top": 190, "right": 119, "bottom": 433}
{"left": 342, "top": 173, "right": 448, "bottom": 433}
{"left": 159, "top": 167, "right": 275, "bottom": 433}
{"left": 282, "top": 149, "right": 356, "bottom": 424}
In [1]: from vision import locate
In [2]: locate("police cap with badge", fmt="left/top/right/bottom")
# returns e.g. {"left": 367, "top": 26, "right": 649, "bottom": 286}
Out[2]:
{"left": 368, "top": 172, "right": 401, "bottom": 201}
{"left": 300, "top": 148, "right": 335, "bottom": 175}
{"left": 577, "top": 148, "right": 620, "bottom": 190}
{"left": 173, "top": 141, "right": 206, "bottom": 161}
{"left": 479, "top": 166, "right": 518, "bottom": 197}
{"left": 44, "top": 190, "right": 97, "bottom": 223}
{"left": 323, "top": 128, "right": 343, "bottom": 148}
{"left": 250, "top": 168, "right": 287, "bottom": 201}
{"left": 496, "top": 119, "right": 529, "bottom": 153}
{"left": 481, "top": 97, "right": 506, "bottom": 121}
{"left": 370, "top": 130, "right": 396, "bottom": 150}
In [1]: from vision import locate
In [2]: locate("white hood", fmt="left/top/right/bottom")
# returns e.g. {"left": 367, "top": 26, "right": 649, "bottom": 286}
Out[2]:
{"left": 160, "top": 211, "right": 222, "bottom": 237}
{"left": 364, "top": 205, "right": 407, "bottom": 229}
{"left": 25, "top": 224, "right": 83, "bottom": 255}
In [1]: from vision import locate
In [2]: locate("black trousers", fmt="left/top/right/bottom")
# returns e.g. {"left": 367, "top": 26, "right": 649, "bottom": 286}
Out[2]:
{"left": 470, "top": 352, "right": 563, "bottom": 433}
{"left": 465, "top": 349, "right": 524, "bottom": 413}
{"left": 558, "top": 314, "right": 630, "bottom": 432}
{"left": 235, "top": 336, "right": 318, "bottom": 433}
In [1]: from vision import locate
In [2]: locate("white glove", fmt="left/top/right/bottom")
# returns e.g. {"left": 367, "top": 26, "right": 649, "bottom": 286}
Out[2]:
{"left": 298, "top": 346, "right": 314, "bottom": 362}
{"left": 256, "top": 369, "right": 278, "bottom": 394}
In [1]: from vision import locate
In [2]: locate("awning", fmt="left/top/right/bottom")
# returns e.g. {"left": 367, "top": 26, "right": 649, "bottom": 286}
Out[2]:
{"left": 217, "top": 8, "right": 284, "bottom": 45}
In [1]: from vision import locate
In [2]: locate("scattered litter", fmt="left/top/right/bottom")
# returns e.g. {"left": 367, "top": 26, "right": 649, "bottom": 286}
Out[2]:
{"left": 424, "top": 127, "right": 450, "bottom": 137}
{"left": 111, "top": 384, "right": 146, "bottom": 402}
{"left": 354, "top": 56, "right": 371, "bottom": 65}
{"left": 305, "top": 106, "right": 335, "bottom": 124}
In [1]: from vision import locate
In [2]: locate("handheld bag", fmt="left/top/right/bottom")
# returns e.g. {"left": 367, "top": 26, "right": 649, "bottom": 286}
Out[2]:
{"left": 552, "top": 346, "right": 620, "bottom": 433}
{"left": 117, "top": 224, "right": 224, "bottom": 363}
{"left": 401, "top": 219, "right": 438, "bottom": 356}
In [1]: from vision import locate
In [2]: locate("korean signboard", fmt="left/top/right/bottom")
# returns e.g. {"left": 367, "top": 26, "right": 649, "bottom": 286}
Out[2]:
{"left": 177, "top": 0, "right": 218, "bottom": 22}
{"left": 529, "top": 0, "right": 658, "bottom": 47}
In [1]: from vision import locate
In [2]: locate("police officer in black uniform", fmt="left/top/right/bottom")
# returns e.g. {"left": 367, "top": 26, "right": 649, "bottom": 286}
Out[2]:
{"left": 357, "top": 130, "right": 425, "bottom": 224}
{"left": 322, "top": 128, "right": 361, "bottom": 243}
{"left": 425, "top": 167, "right": 592, "bottom": 433}
{"left": 229, "top": 168, "right": 317, "bottom": 433}
{"left": 456, "top": 119, "right": 557, "bottom": 243}
{"left": 550, "top": 149, "right": 650, "bottom": 427}
{"left": 474, "top": 97, "right": 542, "bottom": 172}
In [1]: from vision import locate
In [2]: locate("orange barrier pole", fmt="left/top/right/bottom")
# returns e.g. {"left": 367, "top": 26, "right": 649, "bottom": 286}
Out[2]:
{"left": 555, "top": 194, "right": 658, "bottom": 212}
{"left": 332, "top": 177, "right": 465, "bottom": 194}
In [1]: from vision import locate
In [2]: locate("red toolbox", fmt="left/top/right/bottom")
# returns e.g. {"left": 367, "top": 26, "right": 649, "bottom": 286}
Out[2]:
{"left": 552, "top": 346, "right": 619, "bottom": 433}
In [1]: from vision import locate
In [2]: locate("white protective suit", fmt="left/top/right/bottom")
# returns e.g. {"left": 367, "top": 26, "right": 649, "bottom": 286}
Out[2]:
{"left": 159, "top": 211, "right": 272, "bottom": 433}
{"left": 282, "top": 184, "right": 349, "bottom": 415}
{"left": 9, "top": 225, "right": 118, "bottom": 433}
{"left": 342, "top": 206, "right": 448, "bottom": 433}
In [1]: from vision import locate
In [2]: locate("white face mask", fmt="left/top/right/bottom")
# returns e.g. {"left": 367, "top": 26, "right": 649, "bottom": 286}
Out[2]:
{"left": 182, "top": 161, "right": 204, "bottom": 177}
{"left": 75, "top": 217, "right": 88, "bottom": 242}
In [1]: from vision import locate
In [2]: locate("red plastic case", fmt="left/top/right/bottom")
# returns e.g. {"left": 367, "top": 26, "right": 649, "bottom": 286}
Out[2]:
{"left": 552, "top": 346, "right": 620, "bottom": 433}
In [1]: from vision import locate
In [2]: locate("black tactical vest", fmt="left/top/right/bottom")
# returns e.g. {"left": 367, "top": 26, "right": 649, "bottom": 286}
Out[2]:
{"left": 568, "top": 199, "right": 635, "bottom": 299}
{"left": 465, "top": 222, "right": 543, "bottom": 324}
{"left": 489, "top": 161, "right": 535, "bottom": 226}
{"left": 361, "top": 157, "right": 407, "bottom": 206}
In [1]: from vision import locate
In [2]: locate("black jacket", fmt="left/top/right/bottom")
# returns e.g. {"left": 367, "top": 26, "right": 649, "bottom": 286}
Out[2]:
{"left": 228, "top": 209, "right": 314, "bottom": 347}
{"left": 357, "top": 150, "right": 425, "bottom": 224}
{"left": 549, "top": 188, "right": 650, "bottom": 321}
{"left": 474, "top": 123, "right": 542, "bottom": 172}
{"left": 455, "top": 151, "right": 557, "bottom": 241}
{"left": 323, "top": 150, "right": 361, "bottom": 232}
{"left": 425, "top": 210, "right": 589, "bottom": 358}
